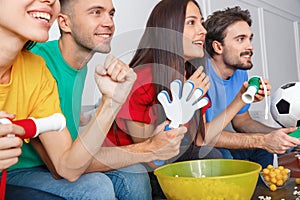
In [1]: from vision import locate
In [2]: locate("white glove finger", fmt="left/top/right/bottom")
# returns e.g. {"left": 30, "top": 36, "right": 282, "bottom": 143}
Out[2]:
{"left": 157, "top": 90, "right": 171, "bottom": 108}
{"left": 157, "top": 91, "right": 174, "bottom": 121}
{"left": 189, "top": 88, "right": 204, "bottom": 104}
{"left": 193, "top": 97, "right": 209, "bottom": 110}
{"left": 170, "top": 80, "right": 182, "bottom": 100}
{"left": 182, "top": 80, "right": 194, "bottom": 101}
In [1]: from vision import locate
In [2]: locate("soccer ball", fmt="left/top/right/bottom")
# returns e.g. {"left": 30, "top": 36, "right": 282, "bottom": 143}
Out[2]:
{"left": 270, "top": 82, "right": 300, "bottom": 128}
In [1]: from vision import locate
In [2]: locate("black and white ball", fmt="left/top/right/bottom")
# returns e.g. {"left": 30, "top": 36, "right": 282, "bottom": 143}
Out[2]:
{"left": 270, "top": 82, "right": 300, "bottom": 128}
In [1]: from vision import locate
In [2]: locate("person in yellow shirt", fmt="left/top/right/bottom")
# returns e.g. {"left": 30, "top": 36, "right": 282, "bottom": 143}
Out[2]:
{"left": 0, "top": 0, "right": 143, "bottom": 199}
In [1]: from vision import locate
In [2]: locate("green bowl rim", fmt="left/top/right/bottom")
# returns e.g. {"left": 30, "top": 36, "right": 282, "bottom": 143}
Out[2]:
{"left": 154, "top": 159, "right": 262, "bottom": 180}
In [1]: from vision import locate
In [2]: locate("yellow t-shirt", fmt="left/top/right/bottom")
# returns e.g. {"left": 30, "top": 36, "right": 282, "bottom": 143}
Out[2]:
{"left": 0, "top": 50, "right": 62, "bottom": 170}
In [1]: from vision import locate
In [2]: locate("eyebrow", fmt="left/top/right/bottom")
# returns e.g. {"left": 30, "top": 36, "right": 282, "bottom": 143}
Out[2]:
{"left": 86, "top": 6, "right": 116, "bottom": 13}
{"left": 185, "top": 16, "right": 204, "bottom": 21}
{"left": 233, "top": 33, "right": 254, "bottom": 39}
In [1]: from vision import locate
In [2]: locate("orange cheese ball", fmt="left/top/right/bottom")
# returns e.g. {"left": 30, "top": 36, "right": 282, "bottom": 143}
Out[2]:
{"left": 261, "top": 165, "right": 290, "bottom": 191}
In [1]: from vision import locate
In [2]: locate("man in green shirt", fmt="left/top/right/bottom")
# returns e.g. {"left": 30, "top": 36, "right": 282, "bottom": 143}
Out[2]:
{"left": 31, "top": 0, "right": 187, "bottom": 199}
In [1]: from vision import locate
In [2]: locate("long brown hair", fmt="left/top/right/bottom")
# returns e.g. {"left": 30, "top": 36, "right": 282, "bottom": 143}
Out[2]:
{"left": 129, "top": 0, "right": 206, "bottom": 145}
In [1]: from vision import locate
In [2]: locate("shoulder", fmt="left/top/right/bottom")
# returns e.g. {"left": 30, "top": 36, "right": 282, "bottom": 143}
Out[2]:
{"left": 19, "top": 50, "right": 55, "bottom": 81}
{"left": 31, "top": 40, "right": 58, "bottom": 53}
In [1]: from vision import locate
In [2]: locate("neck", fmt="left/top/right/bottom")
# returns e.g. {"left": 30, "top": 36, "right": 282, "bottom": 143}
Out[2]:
{"left": 59, "top": 37, "right": 94, "bottom": 70}
{"left": 0, "top": 30, "right": 26, "bottom": 83}
{"left": 210, "top": 56, "right": 235, "bottom": 80}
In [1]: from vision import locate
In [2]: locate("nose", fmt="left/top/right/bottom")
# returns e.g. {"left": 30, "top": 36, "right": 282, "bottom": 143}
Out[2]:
{"left": 40, "top": 0, "right": 57, "bottom": 5}
{"left": 102, "top": 13, "right": 114, "bottom": 28}
{"left": 198, "top": 23, "right": 207, "bottom": 35}
{"left": 247, "top": 39, "right": 254, "bottom": 51}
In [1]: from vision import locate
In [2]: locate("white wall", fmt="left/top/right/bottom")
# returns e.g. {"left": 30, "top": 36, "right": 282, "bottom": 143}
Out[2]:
{"left": 48, "top": 0, "right": 300, "bottom": 126}
{"left": 203, "top": 0, "right": 300, "bottom": 126}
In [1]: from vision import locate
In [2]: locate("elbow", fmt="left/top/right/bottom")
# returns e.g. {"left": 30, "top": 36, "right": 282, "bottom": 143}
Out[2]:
{"left": 57, "top": 168, "right": 81, "bottom": 182}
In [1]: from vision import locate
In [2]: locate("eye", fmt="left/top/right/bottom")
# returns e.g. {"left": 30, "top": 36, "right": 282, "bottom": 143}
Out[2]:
{"left": 91, "top": 9, "right": 101, "bottom": 15}
{"left": 186, "top": 20, "right": 195, "bottom": 25}
{"left": 109, "top": 11, "right": 115, "bottom": 18}
{"left": 237, "top": 37, "right": 244, "bottom": 42}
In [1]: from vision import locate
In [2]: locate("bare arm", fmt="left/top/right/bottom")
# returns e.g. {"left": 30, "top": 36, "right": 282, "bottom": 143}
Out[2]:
{"left": 201, "top": 78, "right": 300, "bottom": 154}
{"left": 38, "top": 55, "right": 137, "bottom": 181}
{"left": 84, "top": 122, "right": 187, "bottom": 172}
{"left": 199, "top": 92, "right": 246, "bottom": 146}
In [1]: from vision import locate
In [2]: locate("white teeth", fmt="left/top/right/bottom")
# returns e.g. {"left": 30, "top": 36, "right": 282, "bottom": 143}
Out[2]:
{"left": 30, "top": 12, "right": 50, "bottom": 22}
{"left": 96, "top": 34, "right": 110, "bottom": 38}
{"left": 192, "top": 41, "right": 203, "bottom": 45}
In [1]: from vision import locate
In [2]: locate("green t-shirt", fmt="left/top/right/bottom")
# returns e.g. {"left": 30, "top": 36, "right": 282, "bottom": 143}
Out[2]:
{"left": 31, "top": 40, "right": 87, "bottom": 140}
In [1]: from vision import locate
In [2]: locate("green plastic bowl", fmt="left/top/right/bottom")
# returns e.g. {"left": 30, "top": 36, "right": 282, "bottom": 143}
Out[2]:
{"left": 154, "top": 159, "right": 261, "bottom": 200}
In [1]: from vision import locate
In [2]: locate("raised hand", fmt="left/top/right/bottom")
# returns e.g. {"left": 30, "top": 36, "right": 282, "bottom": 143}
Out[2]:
{"left": 188, "top": 66, "right": 210, "bottom": 95}
{"left": 94, "top": 54, "right": 137, "bottom": 105}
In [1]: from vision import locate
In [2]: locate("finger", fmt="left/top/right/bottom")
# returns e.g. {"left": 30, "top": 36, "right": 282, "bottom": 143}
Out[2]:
{"left": 0, "top": 124, "right": 25, "bottom": 137}
{"left": 181, "top": 80, "right": 194, "bottom": 101}
{"left": 94, "top": 64, "right": 106, "bottom": 76}
{"left": 189, "top": 88, "right": 204, "bottom": 104}
{"left": 193, "top": 97, "right": 209, "bottom": 110}
{"left": 0, "top": 157, "right": 19, "bottom": 170}
{"left": 0, "top": 137, "right": 22, "bottom": 150}
{"left": 115, "top": 65, "right": 134, "bottom": 82}
{"left": 190, "top": 66, "right": 204, "bottom": 79}
{"left": 104, "top": 54, "right": 116, "bottom": 71}
{"left": 170, "top": 80, "right": 182, "bottom": 100}
{"left": 0, "top": 111, "right": 15, "bottom": 119}
{"left": 165, "top": 126, "right": 187, "bottom": 138}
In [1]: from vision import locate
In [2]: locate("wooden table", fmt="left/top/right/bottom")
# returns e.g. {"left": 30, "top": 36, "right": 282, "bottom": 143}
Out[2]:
{"left": 251, "top": 178, "right": 300, "bottom": 200}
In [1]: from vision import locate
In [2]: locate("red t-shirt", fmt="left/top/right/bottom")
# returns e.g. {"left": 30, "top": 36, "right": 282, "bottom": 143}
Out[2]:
{"left": 111, "top": 65, "right": 211, "bottom": 146}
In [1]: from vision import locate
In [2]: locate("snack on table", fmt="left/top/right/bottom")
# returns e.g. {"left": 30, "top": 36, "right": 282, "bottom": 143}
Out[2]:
{"left": 260, "top": 164, "right": 290, "bottom": 191}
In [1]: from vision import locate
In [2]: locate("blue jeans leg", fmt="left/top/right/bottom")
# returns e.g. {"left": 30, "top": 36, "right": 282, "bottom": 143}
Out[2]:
{"left": 229, "top": 149, "right": 274, "bottom": 185}
{"left": 7, "top": 166, "right": 115, "bottom": 200}
{"left": 229, "top": 149, "right": 273, "bottom": 168}
{"left": 217, "top": 148, "right": 234, "bottom": 159}
{"left": 105, "top": 164, "right": 151, "bottom": 200}
{"left": 5, "top": 184, "right": 64, "bottom": 200}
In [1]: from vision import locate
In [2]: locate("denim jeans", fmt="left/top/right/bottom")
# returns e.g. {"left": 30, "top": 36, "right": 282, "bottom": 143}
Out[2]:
{"left": 217, "top": 148, "right": 274, "bottom": 168}
{"left": 218, "top": 148, "right": 274, "bottom": 185}
{"left": 105, "top": 164, "right": 152, "bottom": 200}
{"left": 5, "top": 184, "right": 64, "bottom": 200}
{"left": 7, "top": 164, "right": 151, "bottom": 200}
{"left": 7, "top": 166, "right": 115, "bottom": 200}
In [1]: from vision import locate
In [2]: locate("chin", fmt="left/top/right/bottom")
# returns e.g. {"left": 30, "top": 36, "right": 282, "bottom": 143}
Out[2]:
{"left": 31, "top": 35, "right": 49, "bottom": 43}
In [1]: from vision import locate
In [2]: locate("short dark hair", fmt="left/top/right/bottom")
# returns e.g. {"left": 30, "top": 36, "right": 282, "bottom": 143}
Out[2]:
{"left": 204, "top": 6, "right": 252, "bottom": 57}
{"left": 60, "top": 0, "right": 76, "bottom": 14}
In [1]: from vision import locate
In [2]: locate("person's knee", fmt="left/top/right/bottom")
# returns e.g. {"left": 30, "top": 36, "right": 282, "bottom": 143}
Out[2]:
{"left": 124, "top": 165, "right": 151, "bottom": 199}
{"left": 71, "top": 172, "right": 115, "bottom": 200}
{"left": 107, "top": 164, "right": 151, "bottom": 200}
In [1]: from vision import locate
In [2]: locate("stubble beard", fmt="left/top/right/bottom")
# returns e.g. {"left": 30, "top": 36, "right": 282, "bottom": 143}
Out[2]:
{"left": 223, "top": 50, "right": 253, "bottom": 71}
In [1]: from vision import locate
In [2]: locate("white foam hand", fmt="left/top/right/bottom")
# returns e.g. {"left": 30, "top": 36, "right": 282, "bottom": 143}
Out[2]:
{"left": 157, "top": 80, "right": 209, "bottom": 129}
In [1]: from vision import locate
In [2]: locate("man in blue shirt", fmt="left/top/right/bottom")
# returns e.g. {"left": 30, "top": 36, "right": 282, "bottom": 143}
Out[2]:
{"left": 204, "top": 6, "right": 300, "bottom": 168}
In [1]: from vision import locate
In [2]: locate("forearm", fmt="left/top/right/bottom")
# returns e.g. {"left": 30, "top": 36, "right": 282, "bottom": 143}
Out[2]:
{"left": 50, "top": 97, "right": 122, "bottom": 181}
{"left": 85, "top": 141, "right": 156, "bottom": 172}
{"left": 202, "top": 94, "right": 245, "bottom": 146}
{"left": 233, "top": 118, "right": 276, "bottom": 133}
{"left": 215, "top": 130, "right": 266, "bottom": 149}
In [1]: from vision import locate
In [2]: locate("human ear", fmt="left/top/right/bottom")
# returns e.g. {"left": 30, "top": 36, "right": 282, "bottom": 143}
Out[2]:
{"left": 57, "top": 14, "right": 71, "bottom": 33}
{"left": 212, "top": 40, "right": 223, "bottom": 55}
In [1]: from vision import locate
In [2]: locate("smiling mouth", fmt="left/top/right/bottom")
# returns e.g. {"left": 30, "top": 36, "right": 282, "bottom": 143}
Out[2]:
{"left": 192, "top": 41, "right": 204, "bottom": 46}
{"left": 29, "top": 11, "right": 51, "bottom": 23}
{"left": 95, "top": 33, "right": 112, "bottom": 40}
{"left": 240, "top": 51, "right": 253, "bottom": 58}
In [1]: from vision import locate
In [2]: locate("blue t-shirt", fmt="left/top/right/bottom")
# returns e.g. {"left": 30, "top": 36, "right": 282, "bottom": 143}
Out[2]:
{"left": 205, "top": 59, "right": 250, "bottom": 122}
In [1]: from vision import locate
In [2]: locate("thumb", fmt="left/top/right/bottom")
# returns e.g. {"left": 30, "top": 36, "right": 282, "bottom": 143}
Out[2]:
{"left": 95, "top": 64, "right": 106, "bottom": 76}
{"left": 285, "top": 127, "right": 298, "bottom": 134}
